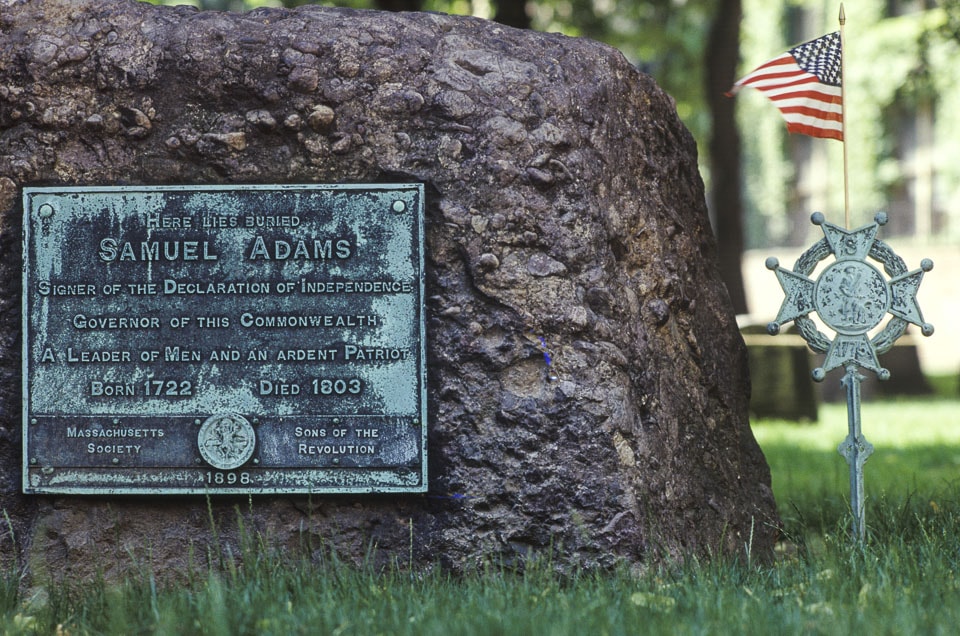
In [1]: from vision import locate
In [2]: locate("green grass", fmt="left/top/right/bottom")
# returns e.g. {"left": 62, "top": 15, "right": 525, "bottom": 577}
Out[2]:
{"left": 755, "top": 397, "right": 960, "bottom": 538}
{"left": 2, "top": 395, "right": 959, "bottom": 635}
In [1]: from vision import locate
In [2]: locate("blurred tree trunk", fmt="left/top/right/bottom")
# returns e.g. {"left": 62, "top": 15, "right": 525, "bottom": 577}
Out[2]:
{"left": 705, "top": 0, "right": 748, "bottom": 315}
{"left": 374, "top": 0, "right": 423, "bottom": 10}
{"left": 375, "top": 0, "right": 529, "bottom": 27}
{"left": 494, "top": 1, "right": 531, "bottom": 29}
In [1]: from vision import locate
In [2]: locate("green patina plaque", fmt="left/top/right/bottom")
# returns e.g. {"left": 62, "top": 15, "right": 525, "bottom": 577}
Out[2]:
{"left": 22, "top": 184, "right": 427, "bottom": 494}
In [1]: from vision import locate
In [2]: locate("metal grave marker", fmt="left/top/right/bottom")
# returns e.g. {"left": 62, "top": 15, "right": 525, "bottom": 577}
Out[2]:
{"left": 765, "top": 212, "right": 933, "bottom": 541}
{"left": 22, "top": 184, "right": 427, "bottom": 494}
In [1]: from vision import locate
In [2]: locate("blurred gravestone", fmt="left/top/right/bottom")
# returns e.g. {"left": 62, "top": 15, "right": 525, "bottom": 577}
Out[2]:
{"left": 741, "top": 324, "right": 818, "bottom": 422}
{"left": 0, "top": 0, "right": 779, "bottom": 579}
{"left": 815, "top": 330, "right": 933, "bottom": 402}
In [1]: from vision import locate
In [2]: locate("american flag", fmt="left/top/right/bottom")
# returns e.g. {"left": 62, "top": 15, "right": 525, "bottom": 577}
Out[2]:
{"left": 728, "top": 32, "right": 843, "bottom": 141}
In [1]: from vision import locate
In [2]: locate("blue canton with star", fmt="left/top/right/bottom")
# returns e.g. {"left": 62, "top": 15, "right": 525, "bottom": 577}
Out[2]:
{"left": 790, "top": 32, "right": 842, "bottom": 86}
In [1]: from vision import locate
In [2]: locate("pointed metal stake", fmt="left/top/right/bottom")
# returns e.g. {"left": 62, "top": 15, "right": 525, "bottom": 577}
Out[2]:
{"left": 836, "top": 364, "right": 874, "bottom": 543}
{"left": 766, "top": 213, "right": 934, "bottom": 546}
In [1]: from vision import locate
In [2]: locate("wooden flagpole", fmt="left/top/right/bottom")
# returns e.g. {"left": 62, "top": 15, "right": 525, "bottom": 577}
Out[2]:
{"left": 839, "top": 3, "right": 850, "bottom": 228}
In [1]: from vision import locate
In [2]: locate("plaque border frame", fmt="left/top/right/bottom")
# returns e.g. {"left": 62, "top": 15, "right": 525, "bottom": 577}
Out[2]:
{"left": 21, "top": 183, "right": 428, "bottom": 495}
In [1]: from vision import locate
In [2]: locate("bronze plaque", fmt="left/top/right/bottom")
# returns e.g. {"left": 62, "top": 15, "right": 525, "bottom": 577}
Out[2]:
{"left": 22, "top": 184, "right": 426, "bottom": 494}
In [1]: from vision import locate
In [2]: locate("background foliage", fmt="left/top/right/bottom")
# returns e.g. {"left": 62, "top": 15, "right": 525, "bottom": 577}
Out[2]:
{"left": 144, "top": 0, "right": 960, "bottom": 315}
{"left": 740, "top": 0, "right": 960, "bottom": 247}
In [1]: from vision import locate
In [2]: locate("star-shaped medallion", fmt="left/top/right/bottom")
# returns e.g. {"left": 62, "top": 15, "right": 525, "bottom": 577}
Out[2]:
{"left": 765, "top": 212, "right": 934, "bottom": 381}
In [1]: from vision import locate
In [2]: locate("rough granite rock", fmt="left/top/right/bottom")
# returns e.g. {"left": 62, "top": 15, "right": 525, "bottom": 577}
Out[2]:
{"left": 0, "top": 0, "right": 779, "bottom": 579}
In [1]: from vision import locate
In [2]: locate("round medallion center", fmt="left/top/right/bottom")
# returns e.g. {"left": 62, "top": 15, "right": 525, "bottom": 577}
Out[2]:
{"left": 814, "top": 260, "right": 890, "bottom": 335}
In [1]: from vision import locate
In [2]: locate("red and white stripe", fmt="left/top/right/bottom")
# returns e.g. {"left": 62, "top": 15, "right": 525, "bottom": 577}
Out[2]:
{"left": 729, "top": 51, "right": 843, "bottom": 141}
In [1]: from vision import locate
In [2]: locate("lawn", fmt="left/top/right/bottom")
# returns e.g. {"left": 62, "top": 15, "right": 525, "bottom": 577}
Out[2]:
{"left": 3, "top": 393, "right": 959, "bottom": 635}
{"left": 754, "top": 396, "right": 960, "bottom": 538}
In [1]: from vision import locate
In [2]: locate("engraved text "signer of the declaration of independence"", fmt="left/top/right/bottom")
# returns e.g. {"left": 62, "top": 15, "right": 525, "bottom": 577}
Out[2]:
{"left": 22, "top": 184, "right": 426, "bottom": 494}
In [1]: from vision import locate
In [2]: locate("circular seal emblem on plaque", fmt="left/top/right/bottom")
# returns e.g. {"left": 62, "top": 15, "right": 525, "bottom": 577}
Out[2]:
{"left": 198, "top": 413, "right": 256, "bottom": 470}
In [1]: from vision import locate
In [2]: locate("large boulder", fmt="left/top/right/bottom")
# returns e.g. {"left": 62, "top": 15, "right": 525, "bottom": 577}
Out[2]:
{"left": 0, "top": 0, "right": 779, "bottom": 578}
